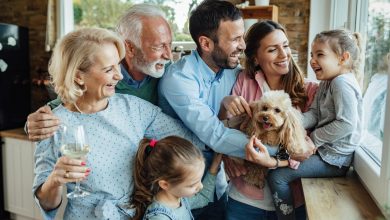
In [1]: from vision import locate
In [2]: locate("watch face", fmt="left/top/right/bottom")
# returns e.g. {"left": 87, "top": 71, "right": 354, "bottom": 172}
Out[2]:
{"left": 276, "top": 148, "right": 290, "bottom": 160}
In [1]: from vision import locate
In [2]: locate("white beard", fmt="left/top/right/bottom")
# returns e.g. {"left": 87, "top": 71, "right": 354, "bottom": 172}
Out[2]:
{"left": 136, "top": 59, "right": 169, "bottom": 78}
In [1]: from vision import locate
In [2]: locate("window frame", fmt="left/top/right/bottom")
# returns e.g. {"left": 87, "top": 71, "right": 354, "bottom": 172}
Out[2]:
{"left": 333, "top": 0, "right": 389, "bottom": 215}
{"left": 57, "top": 0, "right": 74, "bottom": 37}
{"left": 309, "top": 0, "right": 390, "bottom": 216}
{"left": 59, "top": 0, "right": 197, "bottom": 51}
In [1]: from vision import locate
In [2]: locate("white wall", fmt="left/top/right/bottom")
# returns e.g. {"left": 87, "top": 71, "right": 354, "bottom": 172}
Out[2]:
{"left": 307, "top": 0, "right": 349, "bottom": 80}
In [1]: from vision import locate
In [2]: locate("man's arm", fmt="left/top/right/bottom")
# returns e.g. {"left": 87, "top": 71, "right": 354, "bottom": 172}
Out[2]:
{"left": 159, "top": 71, "right": 248, "bottom": 158}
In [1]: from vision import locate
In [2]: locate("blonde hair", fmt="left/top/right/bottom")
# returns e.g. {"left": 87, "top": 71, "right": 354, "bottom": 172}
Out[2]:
{"left": 49, "top": 27, "right": 125, "bottom": 104}
{"left": 314, "top": 29, "right": 362, "bottom": 80}
{"left": 131, "top": 136, "right": 204, "bottom": 220}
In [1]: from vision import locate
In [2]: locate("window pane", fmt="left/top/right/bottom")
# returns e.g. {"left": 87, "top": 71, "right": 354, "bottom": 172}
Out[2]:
{"left": 362, "top": 0, "right": 390, "bottom": 165}
{"left": 73, "top": 0, "right": 132, "bottom": 30}
{"left": 73, "top": 0, "right": 203, "bottom": 41}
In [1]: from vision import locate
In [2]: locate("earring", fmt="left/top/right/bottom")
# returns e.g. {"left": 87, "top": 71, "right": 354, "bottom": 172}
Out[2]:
{"left": 76, "top": 80, "right": 84, "bottom": 85}
{"left": 75, "top": 79, "right": 84, "bottom": 86}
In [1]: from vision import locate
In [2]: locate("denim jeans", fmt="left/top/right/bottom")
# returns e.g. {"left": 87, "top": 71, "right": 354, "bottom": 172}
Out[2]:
{"left": 267, "top": 154, "right": 349, "bottom": 220}
{"left": 225, "top": 197, "right": 277, "bottom": 220}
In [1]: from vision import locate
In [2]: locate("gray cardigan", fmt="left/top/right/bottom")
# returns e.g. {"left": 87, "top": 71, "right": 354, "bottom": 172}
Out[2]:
{"left": 303, "top": 73, "right": 362, "bottom": 167}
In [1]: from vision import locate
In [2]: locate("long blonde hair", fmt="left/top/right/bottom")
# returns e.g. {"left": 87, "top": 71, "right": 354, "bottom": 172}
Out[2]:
{"left": 49, "top": 27, "right": 125, "bottom": 104}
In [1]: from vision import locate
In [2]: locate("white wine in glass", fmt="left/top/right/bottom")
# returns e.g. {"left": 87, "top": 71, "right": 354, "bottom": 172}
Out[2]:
{"left": 60, "top": 124, "right": 91, "bottom": 198}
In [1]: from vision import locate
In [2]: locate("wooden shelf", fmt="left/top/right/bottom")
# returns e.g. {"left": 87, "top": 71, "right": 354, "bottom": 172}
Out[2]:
{"left": 238, "top": 5, "right": 278, "bottom": 22}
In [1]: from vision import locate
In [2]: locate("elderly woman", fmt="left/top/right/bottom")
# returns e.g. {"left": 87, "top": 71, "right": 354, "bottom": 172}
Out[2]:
{"left": 32, "top": 27, "right": 202, "bottom": 219}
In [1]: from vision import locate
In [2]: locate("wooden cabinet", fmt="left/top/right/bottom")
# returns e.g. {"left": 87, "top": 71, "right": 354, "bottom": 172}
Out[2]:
{"left": 238, "top": 5, "right": 279, "bottom": 22}
{"left": 2, "top": 137, "right": 41, "bottom": 220}
{"left": 1, "top": 129, "right": 65, "bottom": 220}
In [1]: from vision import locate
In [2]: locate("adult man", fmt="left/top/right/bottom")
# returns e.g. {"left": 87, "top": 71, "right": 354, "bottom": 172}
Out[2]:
{"left": 158, "top": 1, "right": 249, "bottom": 219}
{"left": 26, "top": 4, "right": 172, "bottom": 141}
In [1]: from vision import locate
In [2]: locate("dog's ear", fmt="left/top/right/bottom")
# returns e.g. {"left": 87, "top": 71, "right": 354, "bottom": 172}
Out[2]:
{"left": 279, "top": 108, "right": 307, "bottom": 153}
{"left": 240, "top": 102, "right": 259, "bottom": 135}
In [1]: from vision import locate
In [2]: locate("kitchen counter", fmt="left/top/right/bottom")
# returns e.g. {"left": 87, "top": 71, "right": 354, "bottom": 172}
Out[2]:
{"left": 0, "top": 128, "right": 28, "bottom": 141}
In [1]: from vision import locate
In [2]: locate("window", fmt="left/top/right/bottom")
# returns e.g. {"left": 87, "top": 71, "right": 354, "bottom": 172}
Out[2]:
{"left": 348, "top": 0, "right": 390, "bottom": 217}
{"left": 310, "top": 0, "right": 390, "bottom": 217}
{"left": 60, "top": 0, "right": 203, "bottom": 51}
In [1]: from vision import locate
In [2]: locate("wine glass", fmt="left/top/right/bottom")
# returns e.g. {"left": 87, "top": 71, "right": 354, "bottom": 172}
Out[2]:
{"left": 60, "top": 124, "right": 91, "bottom": 198}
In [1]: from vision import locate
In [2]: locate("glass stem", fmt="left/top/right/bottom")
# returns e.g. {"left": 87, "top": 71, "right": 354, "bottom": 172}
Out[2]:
{"left": 74, "top": 181, "right": 81, "bottom": 194}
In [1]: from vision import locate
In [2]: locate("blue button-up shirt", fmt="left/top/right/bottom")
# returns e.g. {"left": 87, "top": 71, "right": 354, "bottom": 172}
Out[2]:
{"left": 159, "top": 50, "right": 248, "bottom": 158}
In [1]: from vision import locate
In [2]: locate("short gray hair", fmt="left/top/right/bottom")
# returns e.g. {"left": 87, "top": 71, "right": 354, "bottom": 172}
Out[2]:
{"left": 116, "top": 4, "right": 166, "bottom": 46}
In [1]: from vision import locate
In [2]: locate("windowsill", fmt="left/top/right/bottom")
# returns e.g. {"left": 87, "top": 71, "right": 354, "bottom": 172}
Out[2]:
{"left": 172, "top": 41, "right": 196, "bottom": 51}
{"left": 302, "top": 167, "right": 384, "bottom": 219}
{"left": 353, "top": 146, "right": 388, "bottom": 217}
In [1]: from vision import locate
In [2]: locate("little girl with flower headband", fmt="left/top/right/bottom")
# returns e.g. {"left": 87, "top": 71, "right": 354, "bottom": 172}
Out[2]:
{"left": 130, "top": 136, "right": 222, "bottom": 220}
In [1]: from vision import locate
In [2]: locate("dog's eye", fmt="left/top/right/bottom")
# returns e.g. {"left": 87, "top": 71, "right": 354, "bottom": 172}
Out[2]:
{"left": 274, "top": 108, "right": 281, "bottom": 113}
{"left": 262, "top": 106, "right": 268, "bottom": 111}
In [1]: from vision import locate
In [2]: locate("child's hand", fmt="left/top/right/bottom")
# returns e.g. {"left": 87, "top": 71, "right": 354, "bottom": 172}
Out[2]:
{"left": 291, "top": 136, "right": 315, "bottom": 161}
{"left": 209, "top": 153, "right": 223, "bottom": 175}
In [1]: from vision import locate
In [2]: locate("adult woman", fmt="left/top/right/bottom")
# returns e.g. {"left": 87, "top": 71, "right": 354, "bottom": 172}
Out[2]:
{"left": 222, "top": 20, "right": 317, "bottom": 220}
{"left": 32, "top": 27, "right": 202, "bottom": 220}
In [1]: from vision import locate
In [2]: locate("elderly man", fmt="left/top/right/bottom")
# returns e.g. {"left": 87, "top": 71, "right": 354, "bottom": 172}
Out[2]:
{"left": 26, "top": 4, "right": 172, "bottom": 141}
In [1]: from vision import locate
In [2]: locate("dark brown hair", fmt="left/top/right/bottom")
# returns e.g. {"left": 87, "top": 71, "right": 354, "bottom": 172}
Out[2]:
{"left": 189, "top": 0, "right": 242, "bottom": 55}
{"left": 244, "top": 20, "right": 307, "bottom": 109}
{"left": 130, "top": 136, "right": 204, "bottom": 220}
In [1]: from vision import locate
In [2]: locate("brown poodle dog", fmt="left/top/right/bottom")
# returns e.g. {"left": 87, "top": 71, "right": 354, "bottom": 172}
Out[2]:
{"left": 234, "top": 90, "right": 309, "bottom": 189}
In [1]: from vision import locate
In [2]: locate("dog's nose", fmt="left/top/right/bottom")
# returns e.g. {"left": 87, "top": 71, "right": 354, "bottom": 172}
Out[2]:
{"left": 263, "top": 116, "right": 269, "bottom": 122}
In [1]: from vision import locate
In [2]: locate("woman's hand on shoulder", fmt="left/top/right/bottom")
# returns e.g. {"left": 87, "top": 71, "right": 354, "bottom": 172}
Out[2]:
{"left": 222, "top": 95, "right": 252, "bottom": 117}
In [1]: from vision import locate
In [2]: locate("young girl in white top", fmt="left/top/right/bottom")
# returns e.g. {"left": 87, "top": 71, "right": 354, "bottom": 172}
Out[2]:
{"left": 130, "top": 136, "right": 222, "bottom": 220}
{"left": 250, "top": 29, "right": 363, "bottom": 220}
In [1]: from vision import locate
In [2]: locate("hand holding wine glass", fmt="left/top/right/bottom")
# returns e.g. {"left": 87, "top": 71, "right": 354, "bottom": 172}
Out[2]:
{"left": 60, "top": 124, "right": 91, "bottom": 198}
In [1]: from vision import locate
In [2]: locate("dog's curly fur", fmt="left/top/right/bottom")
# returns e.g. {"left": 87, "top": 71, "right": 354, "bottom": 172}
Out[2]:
{"left": 234, "top": 90, "right": 309, "bottom": 189}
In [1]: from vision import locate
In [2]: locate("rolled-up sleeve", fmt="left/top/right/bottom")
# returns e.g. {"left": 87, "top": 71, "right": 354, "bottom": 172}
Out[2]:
{"left": 33, "top": 136, "right": 61, "bottom": 219}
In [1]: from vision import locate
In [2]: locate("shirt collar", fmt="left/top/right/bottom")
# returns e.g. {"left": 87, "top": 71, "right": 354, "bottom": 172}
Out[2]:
{"left": 193, "top": 50, "right": 226, "bottom": 84}
{"left": 120, "top": 64, "right": 151, "bottom": 89}
{"left": 254, "top": 70, "right": 269, "bottom": 93}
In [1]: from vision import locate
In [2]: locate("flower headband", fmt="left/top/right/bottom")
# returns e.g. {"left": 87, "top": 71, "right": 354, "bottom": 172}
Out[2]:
{"left": 149, "top": 139, "right": 157, "bottom": 147}
{"left": 145, "top": 139, "right": 157, "bottom": 156}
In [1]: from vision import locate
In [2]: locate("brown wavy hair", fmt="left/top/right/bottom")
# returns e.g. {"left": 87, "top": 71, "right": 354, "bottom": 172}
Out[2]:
{"left": 244, "top": 20, "right": 308, "bottom": 109}
{"left": 130, "top": 136, "right": 204, "bottom": 220}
